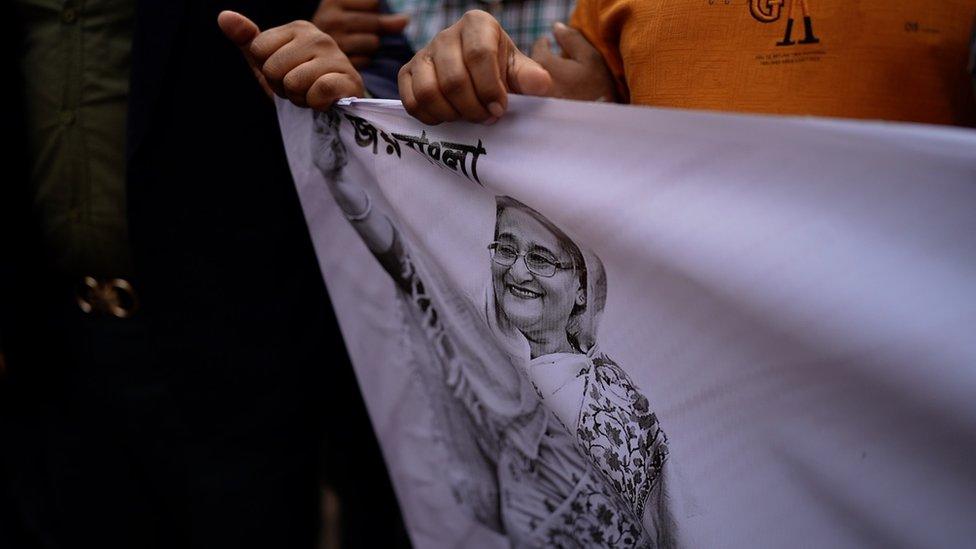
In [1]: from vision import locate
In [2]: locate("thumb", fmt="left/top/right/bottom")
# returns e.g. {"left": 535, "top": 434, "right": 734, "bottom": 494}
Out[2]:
{"left": 552, "top": 21, "right": 601, "bottom": 64}
{"left": 377, "top": 13, "right": 410, "bottom": 34}
{"left": 217, "top": 11, "right": 273, "bottom": 98}
{"left": 218, "top": 11, "right": 260, "bottom": 53}
{"left": 506, "top": 49, "right": 552, "bottom": 96}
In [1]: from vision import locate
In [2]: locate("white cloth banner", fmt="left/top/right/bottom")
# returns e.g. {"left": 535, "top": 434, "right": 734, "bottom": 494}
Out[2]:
{"left": 276, "top": 96, "right": 976, "bottom": 548}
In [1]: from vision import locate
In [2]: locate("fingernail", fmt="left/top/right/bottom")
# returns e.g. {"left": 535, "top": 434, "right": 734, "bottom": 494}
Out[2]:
{"left": 483, "top": 116, "right": 498, "bottom": 126}
{"left": 487, "top": 102, "right": 504, "bottom": 118}
{"left": 554, "top": 22, "right": 567, "bottom": 31}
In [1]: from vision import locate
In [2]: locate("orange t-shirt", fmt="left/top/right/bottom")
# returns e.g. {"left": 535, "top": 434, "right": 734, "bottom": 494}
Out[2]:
{"left": 570, "top": 0, "right": 976, "bottom": 125}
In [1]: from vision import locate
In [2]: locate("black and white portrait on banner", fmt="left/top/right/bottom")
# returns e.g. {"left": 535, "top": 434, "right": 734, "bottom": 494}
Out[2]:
{"left": 312, "top": 111, "right": 676, "bottom": 548}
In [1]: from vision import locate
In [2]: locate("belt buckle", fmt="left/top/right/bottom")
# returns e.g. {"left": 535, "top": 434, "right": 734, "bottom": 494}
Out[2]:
{"left": 76, "top": 276, "right": 139, "bottom": 318}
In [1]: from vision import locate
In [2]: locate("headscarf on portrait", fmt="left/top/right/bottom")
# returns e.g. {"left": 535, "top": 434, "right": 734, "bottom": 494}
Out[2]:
{"left": 483, "top": 195, "right": 609, "bottom": 430}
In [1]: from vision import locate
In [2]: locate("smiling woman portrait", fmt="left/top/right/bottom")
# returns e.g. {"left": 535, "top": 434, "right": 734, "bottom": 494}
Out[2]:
{"left": 485, "top": 197, "right": 676, "bottom": 548}
{"left": 488, "top": 196, "right": 595, "bottom": 360}
{"left": 310, "top": 111, "right": 675, "bottom": 547}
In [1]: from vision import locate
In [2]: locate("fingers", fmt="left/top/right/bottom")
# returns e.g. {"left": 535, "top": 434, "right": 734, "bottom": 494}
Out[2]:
{"left": 313, "top": 0, "right": 380, "bottom": 29}
{"left": 552, "top": 22, "right": 603, "bottom": 64}
{"left": 338, "top": 0, "right": 379, "bottom": 11}
{"left": 399, "top": 68, "right": 432, "bottom": 125}
{"left": 529, "top": 35, "right": 567, "bottom": 84}
{"left": 377, "top": 13, "right": 410, "bottom": 33}
{"left": 222, "top": 15, "right": 364, "bottom": 110}
{"left": 522, "top": 22, "right": 616, "bottom": 102}
{"left": 282, "top": 58, "right": 337, "bottom": 106}
{"left": 507, "top": 48, "right": 552, "bottom": 96}
{"left": 314, "top": 0, "right": 409, "bottom": 62}
{"left": 432, "top": 35, "right": 493, "bottom": 122}
{"left": 335, "top": 11, "right": 395, "bottom": 33}
{"left": 336, "top": 32, "right": 381, "bottom": 56}
{"left": 258, "top": 30, "right": 318, "bottom": 97}
{"left": 530, "top": 35, "right": 553, "bottom": 61}
{"left": 218, "top": 11, "right": 260, "bottom": 49}
{"left": 399, "top": 10, "right": 549, "bottom": 125}
{"left": 218, "top": 11, "right": 274, "bottom": 96}
{"left": 248, "top": 21, "right": 304, "bottom": 66}
{"left": 458, "top": 12, "right": 507, "bottom": 116}
{"left": 408, "top": 54, "right": 462, "bottom": 123}
{"left": 307, "top": 72, "right": 364, "bottom": 110}
{"left": 349, "top": 55, "right": 372, "bottom": 68}
{"left": 317, "top": 0, "right": 408, "bottom": 31}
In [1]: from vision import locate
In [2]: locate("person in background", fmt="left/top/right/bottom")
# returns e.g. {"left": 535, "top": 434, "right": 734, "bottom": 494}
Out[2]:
{"left": 397, "top": 2, "right": 976, "bottom": 126}
{"left": 312, "top": 0, "right": 616, "bottom": 108}
{"left": 315, "top": 0, "right": 574, "bottom": 56}
{"left": 969, "top": 14, "right": 976, "bottom": 99}
{"left": 1, "top": 3, "right": 408, "bottom": 548}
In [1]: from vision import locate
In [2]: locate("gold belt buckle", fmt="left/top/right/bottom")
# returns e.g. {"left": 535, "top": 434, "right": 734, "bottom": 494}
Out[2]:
{"left": 76, "top": 276, "right": 139, "bottom": 318}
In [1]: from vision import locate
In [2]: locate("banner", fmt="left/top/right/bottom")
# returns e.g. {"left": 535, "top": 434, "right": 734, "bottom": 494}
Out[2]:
{"left": 277, "top": 96, "right": 976, "bottom": 548}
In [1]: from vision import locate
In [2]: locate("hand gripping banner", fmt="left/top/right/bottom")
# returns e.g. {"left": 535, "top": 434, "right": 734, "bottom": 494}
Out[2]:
{"left": 277, "top": 96, "right": 976, "bottom": 548}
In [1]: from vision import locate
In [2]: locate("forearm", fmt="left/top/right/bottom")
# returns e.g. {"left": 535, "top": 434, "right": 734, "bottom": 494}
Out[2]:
{"left": 329, "top": 179, "right": 396, "bottom": 253}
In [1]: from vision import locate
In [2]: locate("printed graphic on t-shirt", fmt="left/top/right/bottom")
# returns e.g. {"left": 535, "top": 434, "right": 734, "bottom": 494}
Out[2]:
{"left": 749, "top": 0, "right": 821, "bottom": 46}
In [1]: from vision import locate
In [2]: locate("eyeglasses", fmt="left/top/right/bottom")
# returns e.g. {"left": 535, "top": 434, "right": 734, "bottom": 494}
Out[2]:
{"left": 488, "top": 242, "right": 574, "bottom": 278}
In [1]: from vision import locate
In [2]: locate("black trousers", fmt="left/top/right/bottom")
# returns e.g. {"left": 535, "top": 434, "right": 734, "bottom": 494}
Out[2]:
{"left": 1, "top": 292, "right": 409, "bottom": 549}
